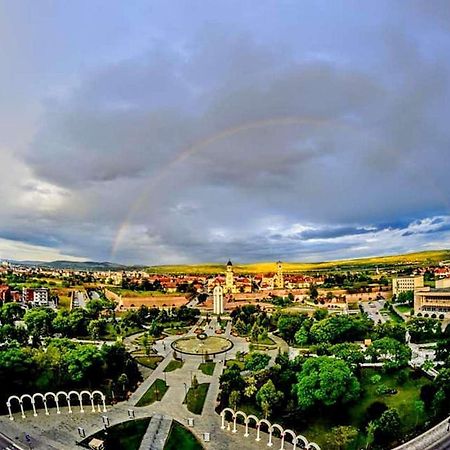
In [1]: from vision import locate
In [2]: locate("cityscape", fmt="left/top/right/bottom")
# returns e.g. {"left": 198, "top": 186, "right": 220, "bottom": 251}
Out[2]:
{"left": 1, "top": 1, "right": 450, "bottom": 450}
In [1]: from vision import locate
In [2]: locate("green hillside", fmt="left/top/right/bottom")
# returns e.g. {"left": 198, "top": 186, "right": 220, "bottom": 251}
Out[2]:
{"left": 146, "top": 250, "right": 450, "bottom": 275}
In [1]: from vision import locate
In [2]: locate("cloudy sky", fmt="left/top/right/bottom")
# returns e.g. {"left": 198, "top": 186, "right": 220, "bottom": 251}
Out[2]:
{"left": 1, "top": 0, "right": 450, "bottom": 264}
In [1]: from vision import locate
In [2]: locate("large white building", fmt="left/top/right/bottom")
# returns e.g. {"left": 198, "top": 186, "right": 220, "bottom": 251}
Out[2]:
{"left": 414, "top": 287, "right": 450, "bottom": 318}
{"left": 213, "top": 285, "right": 224, "bottom": 315}
{"left": 392, "top": 275, "right": 424, "bottom": 296}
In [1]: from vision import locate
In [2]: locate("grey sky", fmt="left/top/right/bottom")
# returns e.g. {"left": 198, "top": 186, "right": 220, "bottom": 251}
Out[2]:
{"left": 0, "top": 1, "right": 450, "bottom": 263}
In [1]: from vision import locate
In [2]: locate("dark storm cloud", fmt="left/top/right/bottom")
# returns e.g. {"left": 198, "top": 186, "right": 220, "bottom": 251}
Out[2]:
{"left": 1, "top": 1, "right": 450, "bottom": 263}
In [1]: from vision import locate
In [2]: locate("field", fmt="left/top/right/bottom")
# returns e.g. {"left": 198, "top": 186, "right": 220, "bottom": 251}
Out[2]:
{"left": 146, "top": 249, "right": 450, "bottom": 274}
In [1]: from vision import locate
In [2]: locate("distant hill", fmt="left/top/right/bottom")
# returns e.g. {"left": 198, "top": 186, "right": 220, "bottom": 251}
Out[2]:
{"left": 6, "top": 260, "right": 130, "bottom": 271}
{"left": 146, "top": 249, "right": 450, "bottom": 274}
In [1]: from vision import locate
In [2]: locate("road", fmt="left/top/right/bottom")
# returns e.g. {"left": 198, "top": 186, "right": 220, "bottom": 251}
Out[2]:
{"left": 360, "top": 299, "right": 386, "bottom": 324}
{"left": 0, "top": 433, "right": 24, "bottom": 450}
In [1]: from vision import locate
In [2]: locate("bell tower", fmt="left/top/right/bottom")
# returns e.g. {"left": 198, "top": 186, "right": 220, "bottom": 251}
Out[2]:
{"left": 225, "top": 260, "right": 234, "bottom": 293}
{"left": 276, "top": 260, "right": 284, "bottom": 289}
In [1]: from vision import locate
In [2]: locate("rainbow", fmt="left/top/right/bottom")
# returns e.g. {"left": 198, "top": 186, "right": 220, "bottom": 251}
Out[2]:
{"left": 110, "top": 116, "right": 448, "bottom": 260}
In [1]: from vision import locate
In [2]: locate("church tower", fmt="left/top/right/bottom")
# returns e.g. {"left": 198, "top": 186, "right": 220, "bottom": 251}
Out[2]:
{"left": 225, "top": 260, "right": 234, "bottom": 293}
{"left": 275, "top": 260, "right": 284, "bottom": 289}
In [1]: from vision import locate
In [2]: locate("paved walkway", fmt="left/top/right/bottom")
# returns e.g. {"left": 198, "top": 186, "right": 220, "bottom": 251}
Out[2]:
{"left": 393, "top": 416, "right": 450, "bottom": 450}
{"left": 139, "top": 414, "right": 172, "bottom": 450}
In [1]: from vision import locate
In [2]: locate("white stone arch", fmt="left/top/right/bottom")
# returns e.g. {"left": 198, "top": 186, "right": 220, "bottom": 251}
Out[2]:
{"left": 32, "top": 393, "right": 49, "bottom": 416}
{"left": 269, "top": 423, "right": 284, "bottom": 448}
{"left": 20, "top": 394, "right": 35, "bottom": 417}
{"left": 80, "top": 390, "right": 94, "bottom": 413}
{"left": 245, "top": 414, "right": 259, "bottom": 437}
{"left": 307, "top": 443, "right": 321, "bottom": 450}
{"left": 6, "top": 395, "right": 22, "bottom": 420}
{"left": 296, "top": 434, "right": 309, "bottom": 449}
{"left": 232, "top": 410, "right": 247, "bottom": 433}
{"left": 257, "top": 418, "right": 272, "bottom": 444}
{"left": 220, "top": 407, "right": 235, "bottom": 429}
{"left": 67, "top": 390, "right": 82, "bottom": 413}
{"left": 92, "top": 389, "right": 107, "bottom": 412}
{"left": 7, "top": 390, "right": 106, "bottom": 420}
{"left": 283, "top": 429, "right": 297, "bottom": 450}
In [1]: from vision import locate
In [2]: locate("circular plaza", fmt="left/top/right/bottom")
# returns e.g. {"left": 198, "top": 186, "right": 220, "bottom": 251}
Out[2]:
{"left": 171, "top": 335, "right": 233, "bottom": 356}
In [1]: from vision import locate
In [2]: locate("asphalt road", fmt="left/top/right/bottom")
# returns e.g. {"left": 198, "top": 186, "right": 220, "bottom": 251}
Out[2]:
{"left": 361, "top": 299, "right": 386, "bottom": 323}
{"left": 0, "top": 433, "right": 24, "bottom": 450}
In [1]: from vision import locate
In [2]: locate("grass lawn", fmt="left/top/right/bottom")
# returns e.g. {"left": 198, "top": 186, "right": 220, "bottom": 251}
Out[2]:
{"left": 164, "top": 421, "right": 203, "bottom": 450}
{"left": 199, "top": 361, "right": 216, "bottom": 375}
{"left": 133, "top": 354, "right": 164, "bottom": 369}
{"left": 380, "top": 307, "right": 404, "bottom": 323}
{"left": 136, "top": 379, "right": 169, "bottom": 407}
{"left": 184, "top": 383, "right": 210, "bottom": 415}
{"left": 58, "top": 295, "right": 71, "bottom": 310}
{"left": 164, "top": 326, "right": 191, "bottom": 335}
{"left": 396, "top": 304, "right": 413, "bottom": 314}
{"left": 80, "top": 417, "right": 150, "bottom": 449}
{"left": 225, "top": 359, "right": 244, "bottom": 370}
{"left": 164, "top": 359, "right": 184, "bottom": 372}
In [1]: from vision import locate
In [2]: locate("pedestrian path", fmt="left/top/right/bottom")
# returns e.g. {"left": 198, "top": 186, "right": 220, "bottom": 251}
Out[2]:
{"left": 138, "top": 414, "right": 172, "bottom": 450}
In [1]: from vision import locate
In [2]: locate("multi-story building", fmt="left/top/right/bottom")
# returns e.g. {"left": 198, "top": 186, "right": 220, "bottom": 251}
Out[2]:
{"left": 392, "top": 275, "right": 424, "bottom": 296}
{"left": 414, "top": 287, "right": 450, "bottom": 318}
{"left": 22, "top": 288, "right": 50, "bottom": 306}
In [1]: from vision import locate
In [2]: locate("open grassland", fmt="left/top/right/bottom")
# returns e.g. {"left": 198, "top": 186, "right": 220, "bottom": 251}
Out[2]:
{"left": 146, "top": 250, "right": 450, "bottom": 274}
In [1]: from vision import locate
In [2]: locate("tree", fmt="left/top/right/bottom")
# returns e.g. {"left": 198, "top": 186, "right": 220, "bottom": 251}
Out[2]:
{"left": 118, "top": 372, "right": 129, "bottom": 394}
{"left": 407, "top": 317, "right": 441, "bottom": 343}
{"left": 374, "top": 408, "right": 402, "bottom": 445}
{"left": 244, "top": 376, "right": 257, "bottom": 398}
{"left": 329, "top": 342, "right": 365, "bottom": 367}
{"left": 229, "top": 390, "right": 241, "bottom": 410}
{"left": 295, "top": 357, "right": 360, "bottom": 410}
{"left": 397, "top": 290, "right": 414, "bottom": 305}
{"left": 414, "top": 400, "right": 425, "bottom": 427}
{"left": 365, "top": 421, "right": 376, "bottom": 449}
{"left": 191, "top": 374, "right": 199, "bottom": 389}
{"left": 309, "top": 283, "right": 319, "bottom": 300}
{"left": 309, "top": 314, "right": 372, "bottom": 344}
{"left": 373, "top": 321, "right": 406, "bottom": 343}
{"left": 313, "top": 308, "right": 328, "bottom": 321}
{"left": 65, "top": 345, "right": 103, "bottom": 384}
{"left": 244, "top": 352, "right": 270, "bottom": 372}
{"left": 256, "top": 379, "right": 283, "bottom": 419}
{"left": 277, "top": 314, "right": 308, "bottom": 343}
{"left": 24, "top": 307, "right": 56, "bottom": 339}
{"left": 326, "top": 426, "right": 358, "bottom": 450}
{"left": 234, "top": 318, "right": 248, "bottom": 336}
{"left": 0, "top": 302, "right": 25, "bottom": 324}
{"left": 366, "top": 337, "right": 411, "bottom": 370}
{"left": 87, "top": 319, "right": 104, "bottom": 340}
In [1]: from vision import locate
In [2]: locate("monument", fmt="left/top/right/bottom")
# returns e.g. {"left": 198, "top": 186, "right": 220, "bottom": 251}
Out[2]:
{"left": 213, "top": 284, "right": 224, "bottom": 314}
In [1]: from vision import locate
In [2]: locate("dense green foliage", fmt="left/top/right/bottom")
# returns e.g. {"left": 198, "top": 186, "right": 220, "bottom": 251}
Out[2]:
{"left": 295, "top": 357, "right": 360, "bottom": 409}
{"left": 0, "top": 339, "right": 140, "bottom": 409}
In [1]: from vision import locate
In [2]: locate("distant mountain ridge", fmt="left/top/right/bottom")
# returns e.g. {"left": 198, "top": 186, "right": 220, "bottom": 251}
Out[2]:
{"left": 3, "top": 259, "right": 130, "bottom": 271}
